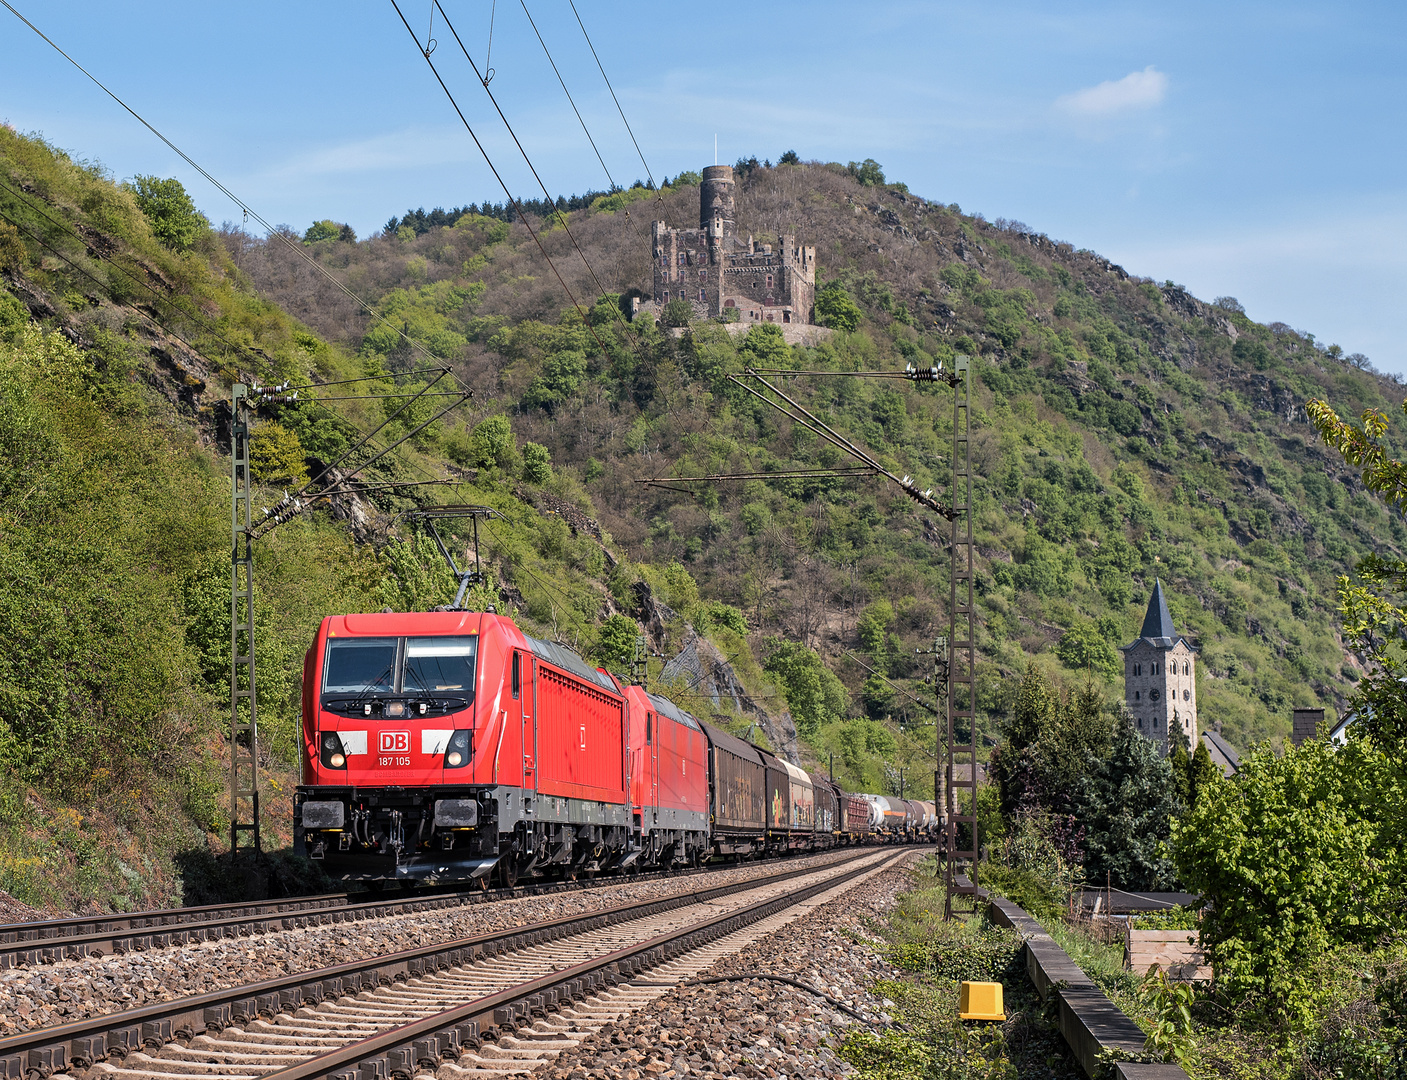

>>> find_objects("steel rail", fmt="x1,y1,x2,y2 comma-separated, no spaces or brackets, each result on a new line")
0,843,868,970
263,850,910,1080
0,849,905,1076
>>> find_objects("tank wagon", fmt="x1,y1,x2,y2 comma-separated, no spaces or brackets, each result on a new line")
294,610,937,883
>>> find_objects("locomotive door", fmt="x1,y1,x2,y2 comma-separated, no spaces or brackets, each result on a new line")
517,652,537,796
646,711,659,824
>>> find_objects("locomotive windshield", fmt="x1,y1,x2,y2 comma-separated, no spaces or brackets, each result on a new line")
324,638,397,694
403,636,477,693
321,635,477,709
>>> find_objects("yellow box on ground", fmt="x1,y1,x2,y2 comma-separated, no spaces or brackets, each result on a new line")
958,980,1006,1021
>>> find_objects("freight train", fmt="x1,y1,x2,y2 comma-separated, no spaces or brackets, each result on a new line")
293,611,939,883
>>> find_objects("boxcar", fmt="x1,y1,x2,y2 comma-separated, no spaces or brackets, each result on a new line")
813,777,840,842
779,760,815,846
699,720,768,856
755,748,792,854
839,792,871,841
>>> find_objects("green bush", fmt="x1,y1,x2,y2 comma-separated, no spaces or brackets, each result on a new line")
816,284,863,331
1171,736,1402,1024
125,175,208,252
522,441,552,484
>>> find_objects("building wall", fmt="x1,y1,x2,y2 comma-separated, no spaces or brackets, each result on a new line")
1123,641,1198,755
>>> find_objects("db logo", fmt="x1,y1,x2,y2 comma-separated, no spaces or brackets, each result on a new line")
379,731,410,753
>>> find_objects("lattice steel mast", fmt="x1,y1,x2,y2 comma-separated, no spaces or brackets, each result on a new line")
229,384,260,857
944,356,978,919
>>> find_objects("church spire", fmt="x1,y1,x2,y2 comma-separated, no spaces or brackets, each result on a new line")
1139,578,1176,643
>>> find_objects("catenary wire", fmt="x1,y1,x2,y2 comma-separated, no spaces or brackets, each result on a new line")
568,0,658,193
433,0,647,350
388,0,616,365
517,0,616,191
0,203,464,534
1,175,442,403
0,176,281,376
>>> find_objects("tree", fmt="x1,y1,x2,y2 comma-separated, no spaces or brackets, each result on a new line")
661,298,693,327
846,159,885,186
815,284,862,332
1072,717,1178,890
522,441,552,484
126,175,208,252
1171,738,1402,1023
737,323,789,368
523,348,587,411
469,415,514,469
764,639,848,736
595,614,639,670
778,150,800,165
1306,397,1407,751
248,421,307,486
1055,620,1120,679
303,220,342,243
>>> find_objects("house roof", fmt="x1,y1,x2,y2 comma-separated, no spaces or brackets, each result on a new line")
1121,578,1196,652
1201,730,1240,777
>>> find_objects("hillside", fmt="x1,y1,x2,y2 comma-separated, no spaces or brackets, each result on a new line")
0,127,1399,909
235,158,1403,744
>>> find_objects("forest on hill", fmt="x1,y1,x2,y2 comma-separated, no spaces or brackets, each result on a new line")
236,154,1401,749
0,123,1401,910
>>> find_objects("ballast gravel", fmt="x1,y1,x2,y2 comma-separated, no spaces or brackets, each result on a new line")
535,857,917,1080
0,851,863,1037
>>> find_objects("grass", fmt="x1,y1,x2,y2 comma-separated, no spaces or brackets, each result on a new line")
834,858,1082,1080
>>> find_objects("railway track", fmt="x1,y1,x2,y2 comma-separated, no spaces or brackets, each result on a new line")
0,846,891,971
0,848,911,1080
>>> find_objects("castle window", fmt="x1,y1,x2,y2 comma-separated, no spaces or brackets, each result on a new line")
699,289,706,302
1183,689,1190,700
700,269,707,280
1138,718,1144,730
767,274,774,288
677,253,685,267
1152,662,1159,675
1134,691,1141,701
1150,689,1160,701
1184,662,1189,675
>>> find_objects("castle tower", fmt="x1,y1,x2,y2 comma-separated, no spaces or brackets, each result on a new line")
699,165,736,257
1120,580,1198,756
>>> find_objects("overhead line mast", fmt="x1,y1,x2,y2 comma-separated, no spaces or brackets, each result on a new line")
646,359,978,910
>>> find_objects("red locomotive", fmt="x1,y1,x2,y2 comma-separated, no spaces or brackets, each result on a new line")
294,609,937,883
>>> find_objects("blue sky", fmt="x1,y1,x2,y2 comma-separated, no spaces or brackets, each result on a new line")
2,1,1403,373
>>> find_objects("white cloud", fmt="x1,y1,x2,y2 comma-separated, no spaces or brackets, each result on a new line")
1057,67,1168,116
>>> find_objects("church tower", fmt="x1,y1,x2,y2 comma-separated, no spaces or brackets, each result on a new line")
1121,580,1198,756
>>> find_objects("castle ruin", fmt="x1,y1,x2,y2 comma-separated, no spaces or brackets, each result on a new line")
649,165,816,325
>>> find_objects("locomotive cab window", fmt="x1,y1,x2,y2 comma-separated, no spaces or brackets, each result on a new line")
402,637,477,693
321,635,476,715
511,652,520,699
323,638,397,695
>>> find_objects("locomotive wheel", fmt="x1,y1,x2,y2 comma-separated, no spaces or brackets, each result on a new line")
498,857,519,889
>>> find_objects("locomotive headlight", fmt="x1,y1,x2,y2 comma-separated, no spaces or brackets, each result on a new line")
320,732,349,770
444,729,471,769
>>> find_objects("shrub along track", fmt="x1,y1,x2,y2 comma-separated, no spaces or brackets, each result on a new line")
0,850,912,1080
0,847,886,971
